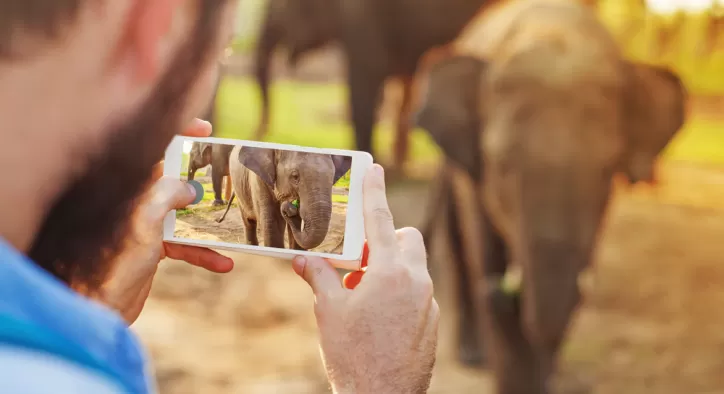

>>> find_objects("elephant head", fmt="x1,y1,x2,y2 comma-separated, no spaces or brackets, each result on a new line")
415,52,687,378
187,142,213,180
238,147,351,250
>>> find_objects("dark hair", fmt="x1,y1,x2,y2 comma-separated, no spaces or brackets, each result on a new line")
27,0,230,293
0,1,84,59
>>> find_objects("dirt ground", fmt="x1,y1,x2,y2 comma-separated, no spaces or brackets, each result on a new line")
173,176,348,254
134,158,724,394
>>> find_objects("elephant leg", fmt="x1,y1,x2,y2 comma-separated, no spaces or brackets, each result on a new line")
244,218,258,246
392,74,414,174
347,62,386,158
445,187,486,367
211,166,225,206
187,168,196,181
260,210,286,249
480,226,547,393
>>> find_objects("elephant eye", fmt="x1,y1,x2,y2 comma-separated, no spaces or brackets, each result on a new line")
290,171,300,183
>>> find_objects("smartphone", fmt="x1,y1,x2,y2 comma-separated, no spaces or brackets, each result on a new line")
162,136,373,271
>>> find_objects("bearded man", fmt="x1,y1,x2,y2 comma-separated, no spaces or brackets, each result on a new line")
0,1,439,393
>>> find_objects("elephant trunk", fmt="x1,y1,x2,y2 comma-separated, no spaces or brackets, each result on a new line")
287,188,333,250
187,162,196,181
253,3,280,140
517,166,609,361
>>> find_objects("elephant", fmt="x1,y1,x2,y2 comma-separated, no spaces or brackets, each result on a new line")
253,0,499,173
220,145,352,250
187,142,234,206
413,1,688,392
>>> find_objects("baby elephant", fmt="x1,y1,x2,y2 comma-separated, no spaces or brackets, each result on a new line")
225,145,351,250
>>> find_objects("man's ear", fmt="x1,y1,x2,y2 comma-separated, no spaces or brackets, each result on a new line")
124,0,180,82
238,147,277,187
414,55,488,180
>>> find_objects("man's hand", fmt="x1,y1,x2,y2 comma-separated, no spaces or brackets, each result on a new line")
100,119,234,324
292,164,439,394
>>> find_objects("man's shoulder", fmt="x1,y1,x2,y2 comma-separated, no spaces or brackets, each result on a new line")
0,345,127,394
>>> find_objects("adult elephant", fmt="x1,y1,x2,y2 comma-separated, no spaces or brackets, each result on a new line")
414,1,687,392
253,0,498,173
220,145,351,250
187,142,234,206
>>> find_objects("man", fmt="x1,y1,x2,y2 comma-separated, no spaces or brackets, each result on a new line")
0,1,439,393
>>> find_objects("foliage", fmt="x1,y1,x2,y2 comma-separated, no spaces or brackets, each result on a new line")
597,0,724,94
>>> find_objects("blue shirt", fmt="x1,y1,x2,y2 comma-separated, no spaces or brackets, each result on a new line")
0,238,155,393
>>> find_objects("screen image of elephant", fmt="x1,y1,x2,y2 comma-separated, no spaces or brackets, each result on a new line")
175,142,353,254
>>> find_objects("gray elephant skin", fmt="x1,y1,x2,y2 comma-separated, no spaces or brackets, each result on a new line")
253,0,499,171
187,142,235,206
414,1,687,392
222,145,352,250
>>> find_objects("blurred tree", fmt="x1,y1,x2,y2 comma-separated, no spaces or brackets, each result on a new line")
649,10,686,63
698,2,724,59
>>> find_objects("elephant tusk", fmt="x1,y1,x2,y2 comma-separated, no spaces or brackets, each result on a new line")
501,266,522,295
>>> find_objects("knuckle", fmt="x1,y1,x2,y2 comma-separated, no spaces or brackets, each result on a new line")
397,227,425,246
371,206,394,224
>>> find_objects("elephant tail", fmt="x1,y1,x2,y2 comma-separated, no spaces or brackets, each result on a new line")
253,1,281,140
216,191,236,223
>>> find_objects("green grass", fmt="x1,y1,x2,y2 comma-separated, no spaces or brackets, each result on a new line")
332,194,348,204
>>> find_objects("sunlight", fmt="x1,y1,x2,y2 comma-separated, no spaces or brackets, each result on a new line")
183,141,192,154
646,0,719,13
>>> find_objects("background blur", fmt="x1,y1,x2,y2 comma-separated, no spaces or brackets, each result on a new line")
134,0,724,393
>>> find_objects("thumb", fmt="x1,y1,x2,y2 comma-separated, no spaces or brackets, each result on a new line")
293,256,343,295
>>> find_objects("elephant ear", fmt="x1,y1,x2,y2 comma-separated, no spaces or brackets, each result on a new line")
414,55,487,180
239,146,276,187
621,61,687,184
331,155,353,185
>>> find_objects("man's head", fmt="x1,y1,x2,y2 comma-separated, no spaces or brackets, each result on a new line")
0,1,238,291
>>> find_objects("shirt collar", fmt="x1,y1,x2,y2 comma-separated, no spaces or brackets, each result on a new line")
0,238,152,393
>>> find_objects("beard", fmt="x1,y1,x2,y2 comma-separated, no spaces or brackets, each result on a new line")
28,1,229,293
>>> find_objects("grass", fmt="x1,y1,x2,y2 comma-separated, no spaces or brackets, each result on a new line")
212,76,724,168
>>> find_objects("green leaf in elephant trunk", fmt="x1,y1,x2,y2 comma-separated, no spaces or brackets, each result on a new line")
283,192,333,250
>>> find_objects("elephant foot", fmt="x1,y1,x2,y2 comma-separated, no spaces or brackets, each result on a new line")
458,340,486,368
212,199,226,206
457,315,487,368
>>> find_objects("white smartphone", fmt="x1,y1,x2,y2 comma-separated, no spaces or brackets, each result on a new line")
162,136,373,271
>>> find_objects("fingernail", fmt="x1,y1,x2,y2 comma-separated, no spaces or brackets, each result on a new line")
292,256,307,276
374,164,384,177
186,180,204,204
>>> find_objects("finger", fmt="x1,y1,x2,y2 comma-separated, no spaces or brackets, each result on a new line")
362,164,398,269
181,118,213,137
151,161,165,182
343,270,365,290
292,256,344,296
396,227,428,271
164,243,234,273
144,176,198,222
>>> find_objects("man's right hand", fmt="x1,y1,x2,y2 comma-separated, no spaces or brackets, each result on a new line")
292,164,439,394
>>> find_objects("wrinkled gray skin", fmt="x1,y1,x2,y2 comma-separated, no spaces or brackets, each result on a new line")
187,142,234,206
414,2,687,392
253,0,495,171
226,145,352,250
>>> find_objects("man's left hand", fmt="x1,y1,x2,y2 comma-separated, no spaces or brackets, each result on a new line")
100,119,234,324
